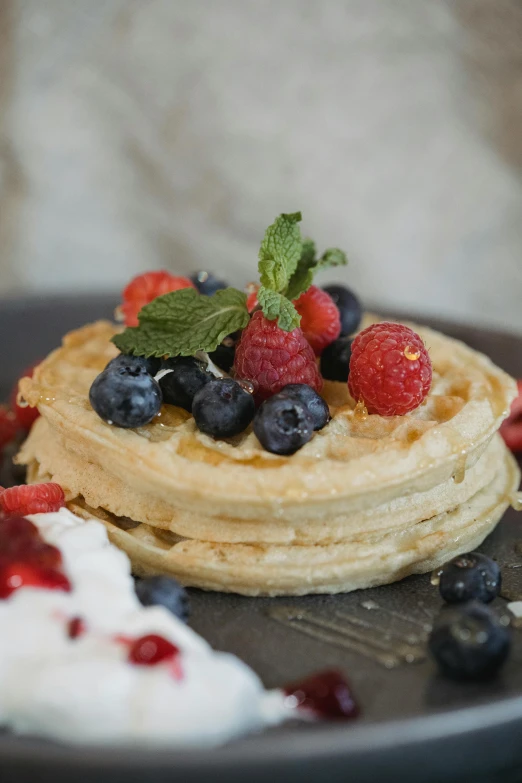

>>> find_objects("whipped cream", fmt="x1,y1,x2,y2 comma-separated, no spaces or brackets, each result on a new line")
0,509,291,746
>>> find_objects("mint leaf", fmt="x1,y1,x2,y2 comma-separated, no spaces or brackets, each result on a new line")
285,238,317,301
317,247,348,271
258,212,302,293
112,287,249,358
257,286,301,331
285,242,348,301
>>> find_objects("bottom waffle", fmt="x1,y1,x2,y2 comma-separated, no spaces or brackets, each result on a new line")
27,444,519,596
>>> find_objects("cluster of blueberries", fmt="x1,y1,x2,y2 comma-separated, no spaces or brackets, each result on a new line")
428,552,511,680
89,272,363,455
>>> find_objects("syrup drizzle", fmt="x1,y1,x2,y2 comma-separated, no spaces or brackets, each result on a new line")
268,604,428,669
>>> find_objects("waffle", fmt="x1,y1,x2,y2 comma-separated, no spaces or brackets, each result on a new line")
16,318,520,595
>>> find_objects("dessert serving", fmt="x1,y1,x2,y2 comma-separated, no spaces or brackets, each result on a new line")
13,212,519,596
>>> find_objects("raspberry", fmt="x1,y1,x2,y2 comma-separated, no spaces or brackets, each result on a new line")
500,380,522,453
234,311,322,403
0,482,66,517
11,364,40,430
121,271,195,327
294,286,341,356
348,322,432,416
0,406,18,450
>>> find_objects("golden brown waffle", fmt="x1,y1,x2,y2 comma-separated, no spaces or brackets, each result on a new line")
17,317,520,595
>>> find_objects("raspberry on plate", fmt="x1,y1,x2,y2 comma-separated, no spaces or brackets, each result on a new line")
0,406,19,450
0,482,66,517
233,311,322,403
293,285,341,356
500,379,522,453
348,322,432,417
121,271,195,327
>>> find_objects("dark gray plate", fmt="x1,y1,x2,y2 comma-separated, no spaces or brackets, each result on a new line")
1,295,521,783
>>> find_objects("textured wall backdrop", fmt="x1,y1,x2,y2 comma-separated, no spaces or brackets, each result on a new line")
0,0,521,333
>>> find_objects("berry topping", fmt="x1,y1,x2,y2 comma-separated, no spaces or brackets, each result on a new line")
0,483,65,516
106,353,161,378
121,271,195,327
190,271,228,296
438,552,501,605
284,670,359,720
323,285,362,337
253,394,314,455
158,356,212,412
135,576,190,622
320,338,353,382
89,363,162,428
11,364,40,430
67,617,86,639
293,285,341,356
348,322,432,416
0,516,38,543
0,407,18,450
279,384,330,431
428,602,511,681
234,311,322,403
0,562,71,599
192,378,255,439
128,634,180,666
500,380,522,453
207,332,241,373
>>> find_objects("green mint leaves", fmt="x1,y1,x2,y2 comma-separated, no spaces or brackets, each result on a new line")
257,287,301,332
112,287,249,358
258,212,303,294
285,242,348,302
111,211,349,357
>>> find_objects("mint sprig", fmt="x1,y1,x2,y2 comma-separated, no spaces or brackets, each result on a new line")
285,243,348,301
258,212,302,294
257,287,301,332
112,287,249,358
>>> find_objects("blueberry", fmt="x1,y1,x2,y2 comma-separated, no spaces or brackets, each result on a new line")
254,395,314,455
135,576,189,622
89,366,162,428
159,357,212,411
208,332,241,373
279,384,330,431
320,338,353,382
438,552,501,604
323,285,362,337
106,353,161,377
428,602,511,681
190,271,228,296
192,378,255,438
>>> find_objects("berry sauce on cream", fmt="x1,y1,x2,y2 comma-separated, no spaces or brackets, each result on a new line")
0,508,357,746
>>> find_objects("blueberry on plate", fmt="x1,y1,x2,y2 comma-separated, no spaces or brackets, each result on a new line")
428,601,511,681
159,356,212,411
254,395,314,455
106,353,161,377
323,285,362,337
279,384,330,431
438,552,501,604
89,363,162,428
208,332,241,373
320,338,353,382
190,271,228,296
135,576,189,622
192,378,255,438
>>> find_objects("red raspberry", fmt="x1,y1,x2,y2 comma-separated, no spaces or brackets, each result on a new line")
293,286,341,356
500,380,522,453
128,634,179,666
234,311,322,403
11,364,40,430
348,322,432,416
0,562,71,599
121,271,195,327
0,483,66,517
0,406,18,449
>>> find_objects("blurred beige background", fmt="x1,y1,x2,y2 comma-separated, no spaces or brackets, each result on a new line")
0,0,521,333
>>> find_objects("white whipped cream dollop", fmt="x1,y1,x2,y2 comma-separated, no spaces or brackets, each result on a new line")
0,509,290,746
